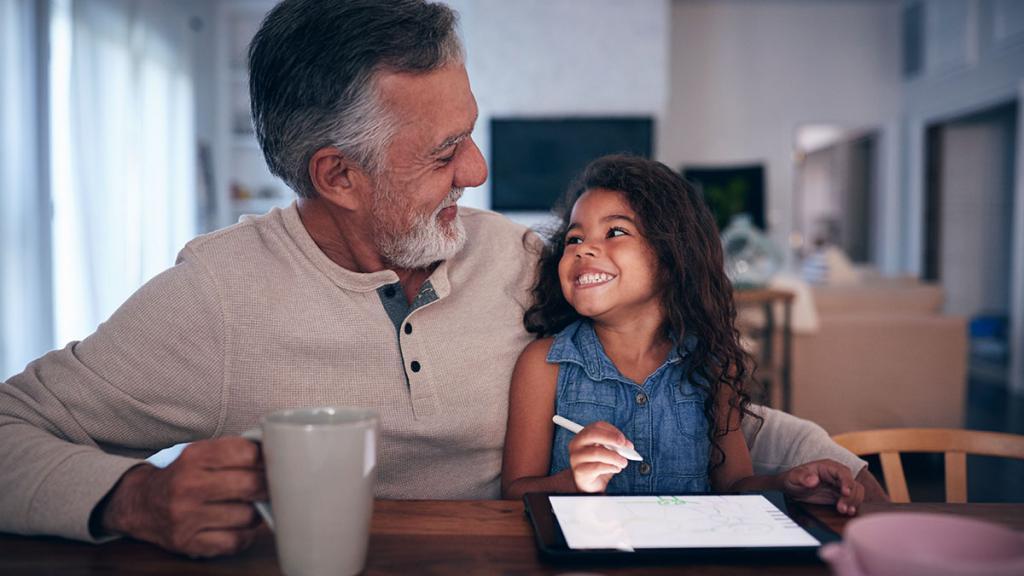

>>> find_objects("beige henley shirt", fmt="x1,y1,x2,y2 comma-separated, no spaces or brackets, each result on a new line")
0,204,537,541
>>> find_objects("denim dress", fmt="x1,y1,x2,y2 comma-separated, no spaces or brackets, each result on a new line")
547,319,711,493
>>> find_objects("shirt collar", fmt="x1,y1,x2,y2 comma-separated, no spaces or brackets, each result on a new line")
547,319,697,384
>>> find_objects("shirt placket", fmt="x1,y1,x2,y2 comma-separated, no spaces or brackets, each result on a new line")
628,380,654,492
377,281,441,419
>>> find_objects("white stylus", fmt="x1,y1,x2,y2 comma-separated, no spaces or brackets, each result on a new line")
552,415,643,462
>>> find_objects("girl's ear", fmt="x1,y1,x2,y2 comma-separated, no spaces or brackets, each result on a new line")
307,147,372,211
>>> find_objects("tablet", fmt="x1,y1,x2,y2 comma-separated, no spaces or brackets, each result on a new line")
524,492,838,563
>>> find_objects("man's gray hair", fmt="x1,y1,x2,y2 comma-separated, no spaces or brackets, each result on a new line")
248,0,464,199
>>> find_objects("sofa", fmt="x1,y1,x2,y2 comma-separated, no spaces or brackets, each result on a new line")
785,278,968,435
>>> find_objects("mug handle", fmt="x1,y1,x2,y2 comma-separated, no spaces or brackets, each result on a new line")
241,427,275,531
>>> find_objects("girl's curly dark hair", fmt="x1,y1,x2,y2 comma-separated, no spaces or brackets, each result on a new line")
523,154,759,473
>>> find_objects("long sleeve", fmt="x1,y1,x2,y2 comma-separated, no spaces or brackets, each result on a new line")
0,250,226,541
743,404,867,477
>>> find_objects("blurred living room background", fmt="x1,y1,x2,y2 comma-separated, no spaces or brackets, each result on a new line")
1,0,1022,499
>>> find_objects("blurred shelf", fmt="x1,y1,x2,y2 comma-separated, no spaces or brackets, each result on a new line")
216,2,279,229
734,288,796,306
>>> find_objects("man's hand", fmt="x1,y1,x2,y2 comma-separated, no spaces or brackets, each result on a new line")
779,458,865,516
99,437,267,558
568,421,631,493
855,467,890,502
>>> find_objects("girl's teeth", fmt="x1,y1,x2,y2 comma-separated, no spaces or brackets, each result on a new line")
578,273,614,286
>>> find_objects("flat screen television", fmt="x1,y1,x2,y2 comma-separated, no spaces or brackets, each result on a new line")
682,164,766,232
490,117,654,212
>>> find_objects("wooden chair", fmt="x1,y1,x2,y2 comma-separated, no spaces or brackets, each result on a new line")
832,428,1024,503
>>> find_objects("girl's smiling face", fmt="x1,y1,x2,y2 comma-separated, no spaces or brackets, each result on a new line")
558,187,663,324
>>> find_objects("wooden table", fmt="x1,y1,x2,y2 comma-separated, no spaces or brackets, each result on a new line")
1,500,1022,575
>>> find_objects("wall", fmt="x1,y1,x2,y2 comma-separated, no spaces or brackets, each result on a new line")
662,0,903,269
900,0,1024,393
447,0,669,227
902,0,1024,275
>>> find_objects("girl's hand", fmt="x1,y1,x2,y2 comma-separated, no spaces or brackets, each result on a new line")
779,459,865,516
568,421,633,493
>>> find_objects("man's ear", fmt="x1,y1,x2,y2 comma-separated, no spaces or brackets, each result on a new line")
308,147,370,210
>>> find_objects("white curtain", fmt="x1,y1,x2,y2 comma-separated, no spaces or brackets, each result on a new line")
1,0,52,379
49,0,197,346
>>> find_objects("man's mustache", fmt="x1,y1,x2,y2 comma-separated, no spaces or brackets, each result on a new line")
436,187,464,212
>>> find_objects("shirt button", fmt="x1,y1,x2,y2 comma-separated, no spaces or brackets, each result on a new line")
404,323,413,335
383,285,397,298
636,392,648,406
410,361,421,373
639,462,651,475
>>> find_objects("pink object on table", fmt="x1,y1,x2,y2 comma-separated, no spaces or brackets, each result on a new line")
819,512,1024,576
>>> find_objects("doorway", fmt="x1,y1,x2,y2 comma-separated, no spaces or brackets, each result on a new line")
793,125,878,264
924,101,1018,386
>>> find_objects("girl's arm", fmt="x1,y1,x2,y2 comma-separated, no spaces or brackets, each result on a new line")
711,389,864,515
708,387,757,492
501,338,575,499
501,339,631,499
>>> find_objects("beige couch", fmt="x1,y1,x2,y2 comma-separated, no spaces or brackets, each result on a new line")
787,278,968,435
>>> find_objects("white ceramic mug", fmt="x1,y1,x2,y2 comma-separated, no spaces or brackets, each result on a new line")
243,406,378,576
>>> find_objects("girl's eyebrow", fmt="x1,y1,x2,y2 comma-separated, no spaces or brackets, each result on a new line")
602,214,636,224
566,214,635,233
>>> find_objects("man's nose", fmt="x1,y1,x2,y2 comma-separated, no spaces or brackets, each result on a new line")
454,137,487,188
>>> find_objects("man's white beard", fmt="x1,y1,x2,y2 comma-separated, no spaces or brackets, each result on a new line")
372,186,467,270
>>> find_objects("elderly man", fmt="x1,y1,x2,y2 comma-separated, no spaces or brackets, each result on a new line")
0,0,882,559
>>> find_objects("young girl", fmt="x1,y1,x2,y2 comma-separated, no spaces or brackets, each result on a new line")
502,155,862,514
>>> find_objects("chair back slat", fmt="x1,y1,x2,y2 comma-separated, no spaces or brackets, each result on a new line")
833,428,1024,503
879,451,910,503
945,451,967,503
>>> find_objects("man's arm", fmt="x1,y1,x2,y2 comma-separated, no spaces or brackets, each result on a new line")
0,252,262,551
742,404,888,502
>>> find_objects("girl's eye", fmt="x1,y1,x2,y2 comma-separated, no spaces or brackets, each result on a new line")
565,236,583,245
607,227,628,238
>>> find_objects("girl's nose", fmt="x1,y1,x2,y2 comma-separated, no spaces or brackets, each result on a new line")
576,241,599,258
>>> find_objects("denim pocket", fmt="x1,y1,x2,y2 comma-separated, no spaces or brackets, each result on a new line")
671,385,708,441
558,398,617,429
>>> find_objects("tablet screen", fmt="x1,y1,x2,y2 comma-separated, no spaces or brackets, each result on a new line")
548,494,821,551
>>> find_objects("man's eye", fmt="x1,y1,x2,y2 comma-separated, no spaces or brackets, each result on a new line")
438,154,455,165
607,227,628,238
